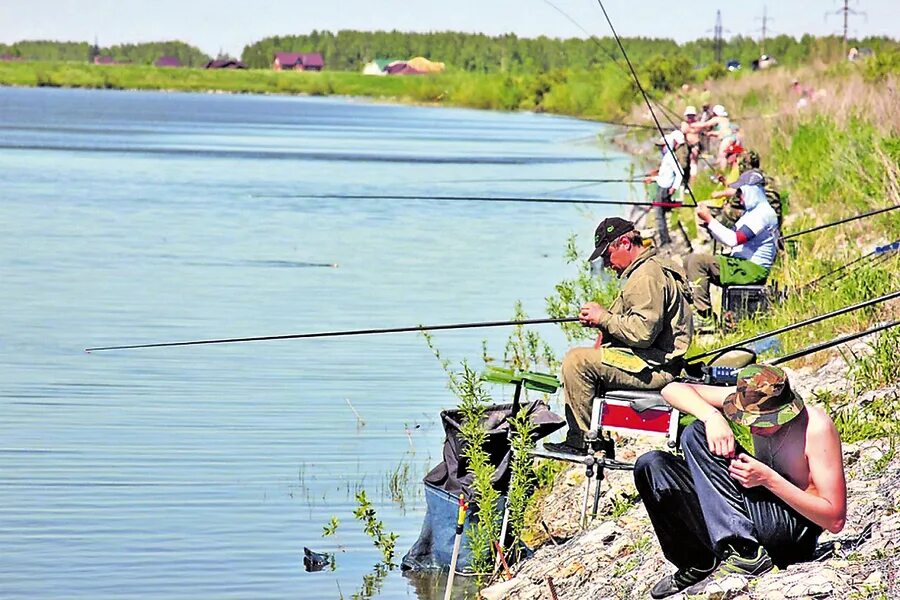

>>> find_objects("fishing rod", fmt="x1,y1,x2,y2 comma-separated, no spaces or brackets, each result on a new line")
783,204,899,241
85,317,580,352
801,241,899,291
434,177,645,185
593,0,699,208
248,192,682,207
686,290,900,362
768,320,899,366
540,0,681,131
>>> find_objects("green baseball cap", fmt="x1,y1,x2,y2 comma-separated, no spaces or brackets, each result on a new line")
722,365,805,429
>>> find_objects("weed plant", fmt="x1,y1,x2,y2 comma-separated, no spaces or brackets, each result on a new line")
353,490,399,566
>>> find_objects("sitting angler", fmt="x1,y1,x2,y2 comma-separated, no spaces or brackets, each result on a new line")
544,217,693,455
634,366,846,598
684,171,779,332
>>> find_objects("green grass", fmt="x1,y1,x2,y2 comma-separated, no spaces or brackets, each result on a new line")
0,60,650,121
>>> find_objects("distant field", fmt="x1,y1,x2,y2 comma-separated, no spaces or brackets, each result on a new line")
0,61,642,121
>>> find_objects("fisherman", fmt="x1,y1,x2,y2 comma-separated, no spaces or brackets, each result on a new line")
643,129,686,246
635,365,846,598
690,104,734,168
545,217,693,454
685,171,779,332
680,106,701,183
718,149,783,227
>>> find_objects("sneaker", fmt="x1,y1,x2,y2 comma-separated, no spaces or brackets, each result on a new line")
543,439,586,456
650,561,719,599
715,545,774,578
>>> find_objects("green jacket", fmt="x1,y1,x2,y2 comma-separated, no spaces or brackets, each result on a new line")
596,248,694,368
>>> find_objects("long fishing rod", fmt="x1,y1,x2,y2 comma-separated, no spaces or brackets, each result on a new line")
435,177,645,185
593,0,699,208
540,0,680,131
686,289,900,362
768,320,899,366
248,192,683,207
783,204,899,241
801,241,899,291
85,317,580,353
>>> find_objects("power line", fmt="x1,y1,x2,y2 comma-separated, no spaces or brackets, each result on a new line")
755,6,774,55
826,0,867,53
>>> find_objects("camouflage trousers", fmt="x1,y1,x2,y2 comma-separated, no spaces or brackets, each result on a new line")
560,347,675,438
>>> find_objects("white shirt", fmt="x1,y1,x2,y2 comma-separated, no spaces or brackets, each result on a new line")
655,149,683,191
707,185,779,268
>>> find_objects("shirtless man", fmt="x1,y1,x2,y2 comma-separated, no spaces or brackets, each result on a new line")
690,104,734,168
633,365,846,599
680,106,701,183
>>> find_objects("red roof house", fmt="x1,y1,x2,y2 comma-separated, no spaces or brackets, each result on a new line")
272,52,324,71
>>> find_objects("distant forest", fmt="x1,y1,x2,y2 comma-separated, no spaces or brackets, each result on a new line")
241,31,898,72
3,32,897,74
0,40,210,67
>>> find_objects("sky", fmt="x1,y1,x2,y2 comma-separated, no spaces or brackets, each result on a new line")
1,0,897,58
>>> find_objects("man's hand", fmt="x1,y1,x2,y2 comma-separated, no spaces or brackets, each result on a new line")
668,187,676,195
729,453,774,488
643,176,654,184
579,302,604,327
696,205,713,224
703,413,735,457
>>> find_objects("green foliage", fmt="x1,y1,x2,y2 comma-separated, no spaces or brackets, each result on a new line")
546,234,621,342
322,516,340,537
0,40,209,66
503,301,559,373
859,47,900,83
353,490,399,566
847,327,900,394
455,364,502,577
506,407,537,558
815,390,899,444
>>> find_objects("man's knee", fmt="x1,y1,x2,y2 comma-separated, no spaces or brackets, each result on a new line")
634,451,682,495
561,347,598,380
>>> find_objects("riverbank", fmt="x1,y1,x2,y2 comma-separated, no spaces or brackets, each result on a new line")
0,61,643,120
480,63,900,599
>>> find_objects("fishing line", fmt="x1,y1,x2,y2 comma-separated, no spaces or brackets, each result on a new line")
594,0,698,208
800,242,898,292
248,192,678,207
783,204,899,241
686,290,900,362
767,320,900,366
85,317,580,352
434,177,645,185
539,0,681,130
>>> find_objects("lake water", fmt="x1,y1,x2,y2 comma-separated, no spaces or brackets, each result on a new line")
0,87,637,599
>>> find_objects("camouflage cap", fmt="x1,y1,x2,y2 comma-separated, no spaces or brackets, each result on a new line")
722,364,805,428
738,149,761,171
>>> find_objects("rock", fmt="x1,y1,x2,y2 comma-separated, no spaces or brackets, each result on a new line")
481,577,524,600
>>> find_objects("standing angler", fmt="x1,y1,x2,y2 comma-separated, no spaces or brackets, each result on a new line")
644,130,686,246
544,217,693,455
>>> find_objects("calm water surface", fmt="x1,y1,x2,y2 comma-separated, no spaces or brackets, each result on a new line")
0,87,638,599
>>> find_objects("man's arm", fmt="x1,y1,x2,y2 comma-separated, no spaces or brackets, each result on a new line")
662,382,736,457
595,268,664,348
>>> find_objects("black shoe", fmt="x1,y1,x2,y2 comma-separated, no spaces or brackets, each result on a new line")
650,561,719,599
714,544,774,578
543,439,586,456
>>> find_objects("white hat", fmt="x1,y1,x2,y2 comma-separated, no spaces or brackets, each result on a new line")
684,105,697,116
656,129,685,147
713,104,728,117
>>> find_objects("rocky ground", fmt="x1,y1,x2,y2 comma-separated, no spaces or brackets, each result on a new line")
481,350,900,600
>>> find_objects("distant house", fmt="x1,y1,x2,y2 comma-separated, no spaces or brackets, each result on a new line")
155,56,181,68
362,58,397,76
94,55,116,65
0,54,23,62
272,52,324,71
205,58,247,69
384,61,424,76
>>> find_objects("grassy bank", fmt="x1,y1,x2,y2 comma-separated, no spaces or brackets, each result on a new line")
0,60,660,121
610,59,900,365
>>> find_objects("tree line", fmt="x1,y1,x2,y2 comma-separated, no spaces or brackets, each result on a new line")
0,40,210,67
2,33,896,77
